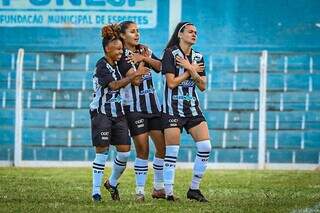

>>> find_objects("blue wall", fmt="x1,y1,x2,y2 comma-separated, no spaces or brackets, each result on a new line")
1,0,320,54
183,0,320,53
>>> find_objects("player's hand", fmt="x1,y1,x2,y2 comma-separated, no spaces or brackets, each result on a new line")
176,56,192,70
192,62,205,73
126,53,145,64
136,62,150,76
139,44,149,55
141,47,151,58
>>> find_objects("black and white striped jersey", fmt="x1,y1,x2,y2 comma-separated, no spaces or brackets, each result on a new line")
118,46,162,115
89,57,124,117
162,45,206,117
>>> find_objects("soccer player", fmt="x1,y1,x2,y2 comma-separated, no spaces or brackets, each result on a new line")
161,22,212,202
90,23,149,202
117,21,166,201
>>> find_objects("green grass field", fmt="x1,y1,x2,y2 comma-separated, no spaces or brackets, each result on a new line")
0,168,320,212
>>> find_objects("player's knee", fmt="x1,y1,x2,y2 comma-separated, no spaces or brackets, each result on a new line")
196,140,212,153
136,150,149,159
117,151,131,161
95,146,109,154
155,147,165,158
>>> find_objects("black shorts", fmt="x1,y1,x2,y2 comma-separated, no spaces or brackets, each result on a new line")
90,110,130,147
125,112,162,137
161,113,206,134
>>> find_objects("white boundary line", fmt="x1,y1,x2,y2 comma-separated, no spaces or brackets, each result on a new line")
1,161,319,170
0,161,13,167
292,202,320,213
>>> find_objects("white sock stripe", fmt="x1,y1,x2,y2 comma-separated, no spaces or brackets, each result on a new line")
135,169,148,172
114,162,126,167
164,158,176,161
134,165,148,168
164,159,176,163
153,167,163,171
134,166,148,171
197,152,210,156
115,157,127,164
93,162,105,167
196,153,210,158
92,166,104,171
197,151,210,154
92,164,105,170
165,155,177,159
114,158,126,166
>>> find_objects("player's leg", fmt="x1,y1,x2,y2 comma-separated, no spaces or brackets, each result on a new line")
163,127,181,201
90,112,111,202
149,117,166,199
132,132,149,202
186,118,211,202
126,112,150,201
162,114,182,201
92,146,109,202
105,117,131,201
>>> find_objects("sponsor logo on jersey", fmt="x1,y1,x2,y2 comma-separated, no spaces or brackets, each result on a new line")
139,87,155,95
179,79,195,87
106,95,122,103
172,93,196,102
141,72,152,81
107,90,119,94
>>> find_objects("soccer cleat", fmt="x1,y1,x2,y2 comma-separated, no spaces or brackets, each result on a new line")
151,188,166,199
92,194,102,202
166,195,179,202
135,193,145,202
104,180,120,201
187,188,209,202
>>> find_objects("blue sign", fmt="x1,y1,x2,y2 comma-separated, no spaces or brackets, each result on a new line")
0,0,157,28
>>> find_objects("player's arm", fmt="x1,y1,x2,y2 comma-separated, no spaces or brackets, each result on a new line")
127,51,161,72
191,74,206,91
126,62,150,86
175,56,206,91
187,65,206,91
165,72,191,89
108,71,144,91
96,64,146,91
142,54,161,72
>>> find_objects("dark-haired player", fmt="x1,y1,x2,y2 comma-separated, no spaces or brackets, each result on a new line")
117,21,166,202
161,22,212,202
